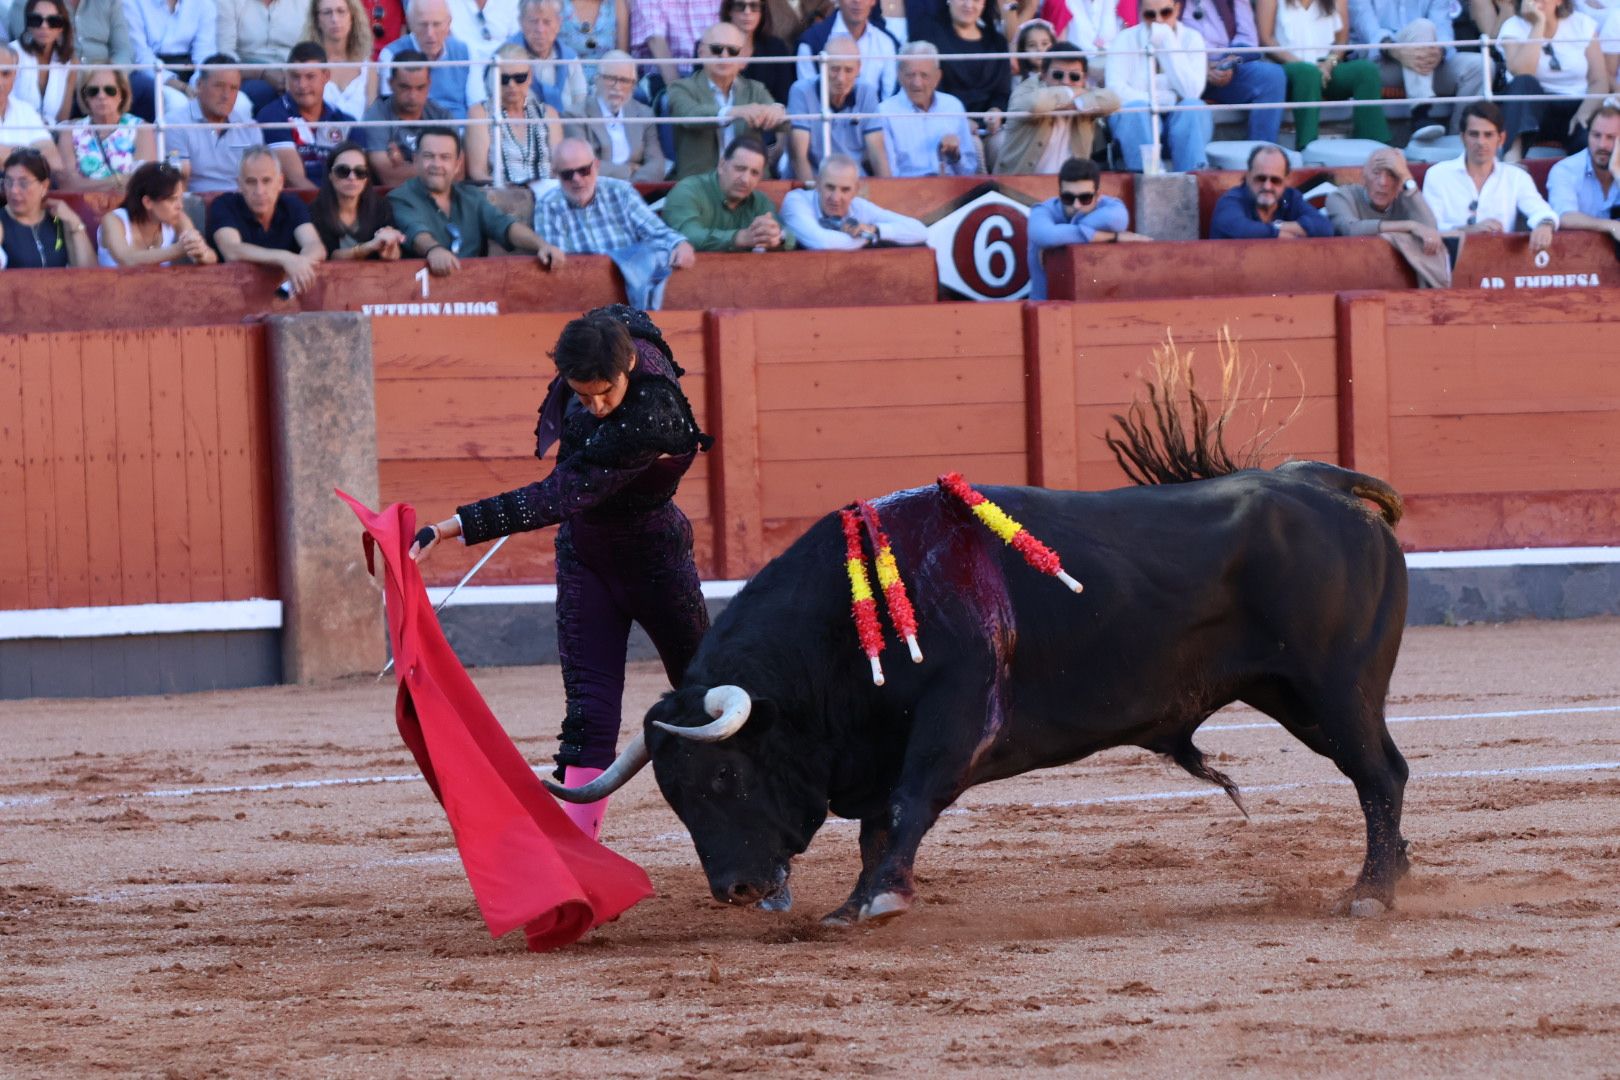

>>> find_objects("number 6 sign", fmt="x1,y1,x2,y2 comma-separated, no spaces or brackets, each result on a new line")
924,186,1035,302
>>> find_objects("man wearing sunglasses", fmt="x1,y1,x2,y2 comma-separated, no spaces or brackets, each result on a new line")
564,50,668,181
995,43,1120,175
1421,101,1556,254
1106,0,1214,172
666,21,787,179
1209,142,1332,238
1026,156,1146,299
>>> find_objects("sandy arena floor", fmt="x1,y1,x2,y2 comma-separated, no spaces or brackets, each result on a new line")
4,619,1620,1078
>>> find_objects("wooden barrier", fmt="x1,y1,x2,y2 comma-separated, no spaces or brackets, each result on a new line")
0,325,276,609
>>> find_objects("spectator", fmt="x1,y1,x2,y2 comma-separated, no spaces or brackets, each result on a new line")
879,41,980,176
559,0,629,65
728,0,794,105
996,42,1119,173
1466,0,1515,35
797,0,899,99
1012,16,1054,77
1422,100,1557,251
57,67,152,192
1180,0,1288,146
310,140,407,256
5,0,131,67
378,0,492,137
11,0,76,125
1497,0,1604,159
786,33,887,179
446,0,520,65
1604,9,1620,91
219,0,308,111
1547,101,1620,238
387,125,566,275
1258,0,1390,148
1107,0,1211,172
97,160,218,265
633,0,722,85
1324,145,1449,285
1209,142,1334,236
483,40,563,182
666,21,787,178
766,0,832,44
919,0,1012,136
166,57,264,193
257,41,354,189
302,0,374,121
533,136,693,306
359,49,453,185
1,146,93,265
663,132,796,249
1026,157,1144,297
510,0,586,113
1348,0,1486,126
125,0,217,123
1047,0,1121,55
564,49,667,180
206,144,326,290
780,151,926,247
0,42,62,170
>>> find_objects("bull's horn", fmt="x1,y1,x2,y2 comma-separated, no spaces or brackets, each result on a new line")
652,685,752,742
542,733,649,803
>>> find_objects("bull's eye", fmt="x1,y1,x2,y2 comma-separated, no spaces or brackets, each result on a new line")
710,766,737,797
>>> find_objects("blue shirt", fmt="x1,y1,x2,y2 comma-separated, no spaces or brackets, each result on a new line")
1208,184,1334,239
877,90,979,178
787,77,883,175
1547,149,1620,219
1026,194,1130,300
255,94,352,186
380,34,487,118
124,0,217,65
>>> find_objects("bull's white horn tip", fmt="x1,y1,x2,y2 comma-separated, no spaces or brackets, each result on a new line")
905,636,924,664
869,657,885,686
1057,570,1083,593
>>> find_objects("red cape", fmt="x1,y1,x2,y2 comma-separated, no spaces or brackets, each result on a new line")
339,491,654,951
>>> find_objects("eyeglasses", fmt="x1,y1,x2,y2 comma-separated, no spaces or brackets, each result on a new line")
1047,69,1086,83
82,84,120,97
732,0,762,9
330,163,371,180
706,43,742,56
501,71,530,84
1141,5,1176,20
1543,41,1561,72
26,12,66,27
1060,190,1097,206
1250,173,1286,186
597,73,635,86
1466,198,1478,226
556,161,596,181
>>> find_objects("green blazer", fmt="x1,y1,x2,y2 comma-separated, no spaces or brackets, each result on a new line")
664,72,788,180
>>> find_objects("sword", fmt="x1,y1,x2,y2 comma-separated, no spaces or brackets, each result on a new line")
378,534,510,680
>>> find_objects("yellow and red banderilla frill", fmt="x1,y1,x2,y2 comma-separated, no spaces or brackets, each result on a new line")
839,502,924,686
937,472,1084,593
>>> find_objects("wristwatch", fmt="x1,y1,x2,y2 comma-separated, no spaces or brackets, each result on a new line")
1401,178,1417,194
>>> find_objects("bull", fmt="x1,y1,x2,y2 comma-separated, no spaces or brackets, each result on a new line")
546,401,1411,926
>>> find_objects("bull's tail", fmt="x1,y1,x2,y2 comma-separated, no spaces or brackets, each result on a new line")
1164,736,1248,820
1277,460,1404,527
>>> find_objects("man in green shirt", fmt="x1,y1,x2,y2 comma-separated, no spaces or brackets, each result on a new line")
388,126,566,277
662,135,796,254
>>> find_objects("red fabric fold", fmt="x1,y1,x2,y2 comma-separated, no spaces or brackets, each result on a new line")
338,491,654,952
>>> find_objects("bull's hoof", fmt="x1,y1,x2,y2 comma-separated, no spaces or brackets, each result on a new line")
755,885,793,913
858,891,912,923
819,906,859,928
1348,897,1388,919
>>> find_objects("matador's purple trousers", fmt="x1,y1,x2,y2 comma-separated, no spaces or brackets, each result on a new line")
552,504,709,774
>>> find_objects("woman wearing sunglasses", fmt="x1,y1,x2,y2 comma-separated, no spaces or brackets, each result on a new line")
1497,0,1605,160
3,0,127,68
310,140,406,257
725,0,795,105
96,161,217,265
481,40,564,184
10,0,76,124
56,67,153,192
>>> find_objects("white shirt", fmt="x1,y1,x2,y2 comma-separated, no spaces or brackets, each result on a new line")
1422,154,1559,231
1274,2,1341,65
447,0,520,64
780,187,929,249
0,95,52,147
1496,12,1598,97
323,65,370,123
597,96,631,164
124,0,219,65
8,42,69,125
1105,21,1207,107
796,14,898,98
1064,0,1122,55
97,207,178,267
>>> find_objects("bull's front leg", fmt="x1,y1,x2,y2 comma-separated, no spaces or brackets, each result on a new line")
820,818,894,926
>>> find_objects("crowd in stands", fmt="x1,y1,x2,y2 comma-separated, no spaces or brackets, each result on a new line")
2,0,1619,279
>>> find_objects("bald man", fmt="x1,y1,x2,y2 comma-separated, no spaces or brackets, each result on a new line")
664,21,789,179
785,34,890,182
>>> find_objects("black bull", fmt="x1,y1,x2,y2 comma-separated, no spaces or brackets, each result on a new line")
548,460,1411,925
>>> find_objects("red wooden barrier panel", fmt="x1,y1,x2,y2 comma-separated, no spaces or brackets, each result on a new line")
0,325,275,610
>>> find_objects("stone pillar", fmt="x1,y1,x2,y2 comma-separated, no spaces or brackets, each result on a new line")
267,313,385,682
1134,172,1201,242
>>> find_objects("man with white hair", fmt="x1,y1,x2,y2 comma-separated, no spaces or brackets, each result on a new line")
205,145,326,294
780,153,926,248
785,34,889,181
665,21,787,179
565,50,667,181
0,43,59,168
878,41,979,177
381,0,493,175
509,0,585,112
